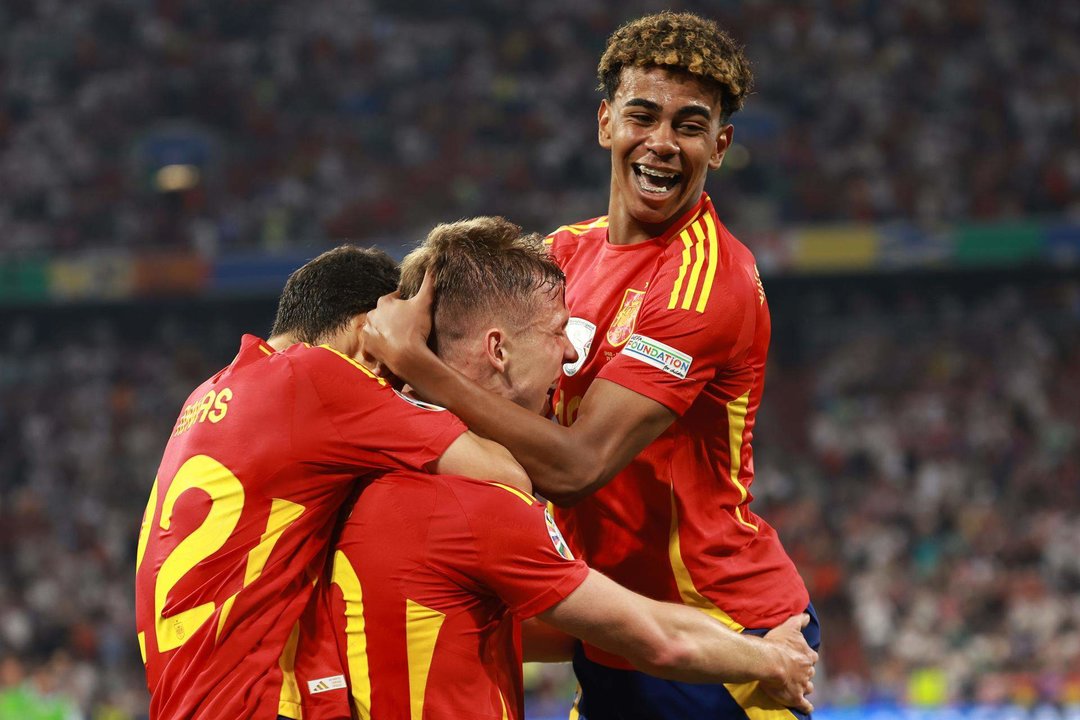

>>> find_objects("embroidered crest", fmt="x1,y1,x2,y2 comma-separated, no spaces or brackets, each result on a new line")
606,288,645,347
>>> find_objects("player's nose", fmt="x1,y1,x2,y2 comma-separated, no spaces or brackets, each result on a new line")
644,122,679,156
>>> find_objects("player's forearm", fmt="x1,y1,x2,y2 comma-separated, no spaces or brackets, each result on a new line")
637,601,781,684
434,431,531,493
545,571,784,686
398,348,602,498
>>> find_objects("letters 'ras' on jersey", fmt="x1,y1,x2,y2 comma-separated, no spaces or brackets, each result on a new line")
546,193,809,669
134,335,465,720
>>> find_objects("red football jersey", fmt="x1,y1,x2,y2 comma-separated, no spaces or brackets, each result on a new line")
134,335,466,719
547,193,809,668
293,473,589,720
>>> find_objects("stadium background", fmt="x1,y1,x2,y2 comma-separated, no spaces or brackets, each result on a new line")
0,0,1077,718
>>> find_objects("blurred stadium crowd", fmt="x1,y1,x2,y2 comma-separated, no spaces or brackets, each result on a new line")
1,0,1079,718
1,277,1078,717
0,0,1077,256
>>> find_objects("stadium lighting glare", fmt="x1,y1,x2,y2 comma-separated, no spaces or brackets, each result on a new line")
155,164,201,192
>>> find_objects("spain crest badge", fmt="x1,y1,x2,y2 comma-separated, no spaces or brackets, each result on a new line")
606,288,645,347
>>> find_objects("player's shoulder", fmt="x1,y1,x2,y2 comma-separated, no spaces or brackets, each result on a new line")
280,342,389,389
545,215,609,251
655,209,760,316
435,476,542,521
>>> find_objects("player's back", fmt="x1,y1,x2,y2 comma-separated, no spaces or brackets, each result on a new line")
135,336,465,719
308,472,588,720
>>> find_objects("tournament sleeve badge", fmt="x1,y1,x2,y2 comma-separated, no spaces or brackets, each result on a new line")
563,318,596,377
545,507,575,560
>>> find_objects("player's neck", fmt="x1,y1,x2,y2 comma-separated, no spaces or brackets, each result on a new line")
266,334,297,352
606,201,676,247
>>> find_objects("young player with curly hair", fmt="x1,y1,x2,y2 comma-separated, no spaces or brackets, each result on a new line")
362,12,819,718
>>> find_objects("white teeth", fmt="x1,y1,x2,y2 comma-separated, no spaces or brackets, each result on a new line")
637,165,677,179
634,164,679,194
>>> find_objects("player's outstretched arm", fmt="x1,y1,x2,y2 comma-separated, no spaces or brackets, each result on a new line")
362,275,675,505
536,570,817,714
434,431,531,494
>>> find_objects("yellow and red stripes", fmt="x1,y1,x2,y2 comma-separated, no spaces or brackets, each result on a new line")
490,482,537,506
726,391,759,532
316,345,388,386
667,211,721,313
545,217,609,244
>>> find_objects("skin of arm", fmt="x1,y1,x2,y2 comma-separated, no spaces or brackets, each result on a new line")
433,431,532,495
537,570,817,714
362,275,674,505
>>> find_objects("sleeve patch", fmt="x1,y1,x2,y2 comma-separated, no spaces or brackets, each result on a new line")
544,507,575,560
392,389,449,411
621,334,693,379
563,317,596,377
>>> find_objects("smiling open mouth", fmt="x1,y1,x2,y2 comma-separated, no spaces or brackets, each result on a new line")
633,163,681,194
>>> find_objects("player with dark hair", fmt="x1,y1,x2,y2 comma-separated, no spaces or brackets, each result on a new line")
269,245,402,345
293,218,816,720
362,12,817,719
135,244,527,720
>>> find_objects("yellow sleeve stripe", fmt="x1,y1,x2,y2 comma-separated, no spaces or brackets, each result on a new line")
696,213,720,312
726,391,759,532
489,482,536,506
680,221,708,310
667,216,720,313
666,228,695,309
316,345,388,386
550,217,609,237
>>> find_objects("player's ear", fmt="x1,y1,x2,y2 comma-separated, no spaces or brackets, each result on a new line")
710,124,733,170
484,328,508,373
598,99,613,150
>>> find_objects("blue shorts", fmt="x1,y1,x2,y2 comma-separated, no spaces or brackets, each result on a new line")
571,603,820,720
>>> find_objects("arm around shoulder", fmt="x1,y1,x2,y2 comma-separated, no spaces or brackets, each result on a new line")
536,380,675,505
433,431,531,494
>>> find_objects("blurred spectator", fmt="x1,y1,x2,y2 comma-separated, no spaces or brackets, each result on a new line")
0,0,1077,256
2,277,1078,715
0,652,80,720
1,1,1079,715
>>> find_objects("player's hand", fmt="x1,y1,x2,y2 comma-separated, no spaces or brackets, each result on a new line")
361,270,436,378
758,613,817,715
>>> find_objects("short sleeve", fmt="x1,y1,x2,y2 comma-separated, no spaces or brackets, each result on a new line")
598,247,757,416
294,346,467,472
457,484,589,619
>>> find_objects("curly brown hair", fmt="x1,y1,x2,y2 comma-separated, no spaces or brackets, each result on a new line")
598,11,754,123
